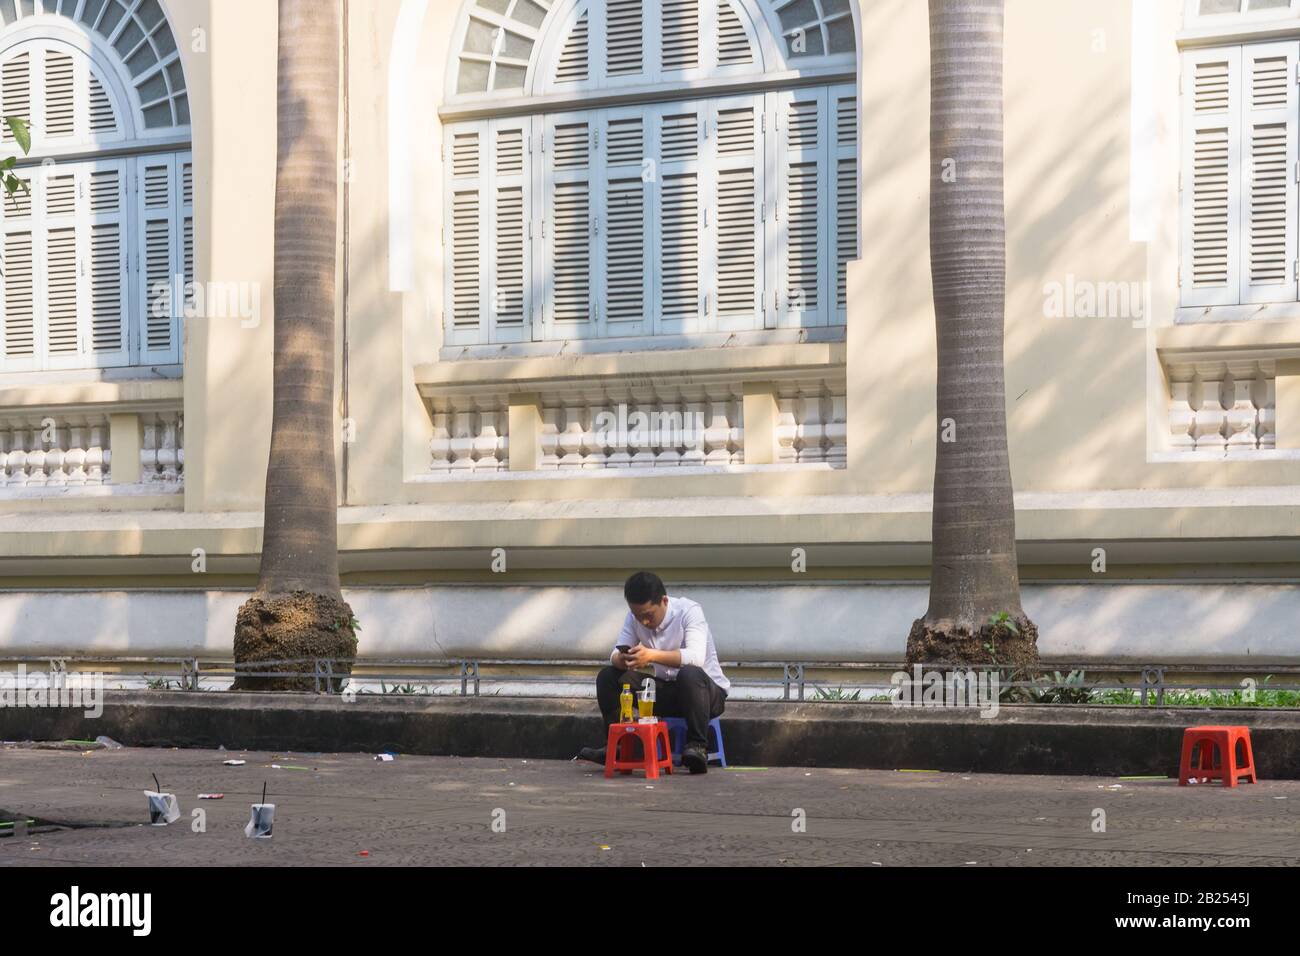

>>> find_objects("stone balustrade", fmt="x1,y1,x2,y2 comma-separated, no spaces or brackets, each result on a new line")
0,407,184,488
1167,361,1275,456
426,376,846,475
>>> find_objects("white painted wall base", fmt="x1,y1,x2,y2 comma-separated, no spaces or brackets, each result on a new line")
0,583,1296,663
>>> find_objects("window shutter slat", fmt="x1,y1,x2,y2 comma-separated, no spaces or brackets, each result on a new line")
490,123,529,340
716,0,754,67
1241,42,1297,304
1,50,31,144
555,10,590,84
446,124,486,344
607,0,645,77
662,0,700,72
43,49,76,139
1181,48,1242,307
545,116,594,335
602,111,650,333
777,89,828,327
713,97,762,331
1,228,35,365
138,157,180,363
832,87,858,321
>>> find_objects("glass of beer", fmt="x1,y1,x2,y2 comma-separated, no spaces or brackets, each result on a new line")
638,692,654,720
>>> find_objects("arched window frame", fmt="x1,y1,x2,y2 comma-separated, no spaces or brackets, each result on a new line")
440,0,858,352
0,4,192,375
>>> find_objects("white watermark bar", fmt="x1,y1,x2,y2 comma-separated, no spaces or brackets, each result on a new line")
891,666,1000,719
0,665,104,718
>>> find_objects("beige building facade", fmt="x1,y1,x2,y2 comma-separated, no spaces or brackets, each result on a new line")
0,0,1298,666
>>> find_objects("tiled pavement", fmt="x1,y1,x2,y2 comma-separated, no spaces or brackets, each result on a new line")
1,746,1297,866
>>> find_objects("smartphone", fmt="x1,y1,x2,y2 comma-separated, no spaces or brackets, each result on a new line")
616,645,632,654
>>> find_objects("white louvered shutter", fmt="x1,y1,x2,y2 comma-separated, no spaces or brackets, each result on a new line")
1240,42,1297,304
545,114,596,337
43,48,76,139
831,85,858,324
713,0,757,72
601,109,652,336
655,104,705,334
1181,48,1242,307
137,156,182,364
179,154,195,318
86,161,130,363
554,8,591,85
605,0,648,82
489,120,530,343
661,0,701,74
0,172,36,371
444,123,487,346
775,88,829,328
41,167,81,363
0,49,31,147
710,95,763,332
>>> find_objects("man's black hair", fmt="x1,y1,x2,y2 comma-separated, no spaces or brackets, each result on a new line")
624,571,667,606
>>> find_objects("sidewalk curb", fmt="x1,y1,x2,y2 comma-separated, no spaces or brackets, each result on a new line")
3,692,1299,777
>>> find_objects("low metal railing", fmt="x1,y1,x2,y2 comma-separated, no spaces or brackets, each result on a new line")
1,656,1299,706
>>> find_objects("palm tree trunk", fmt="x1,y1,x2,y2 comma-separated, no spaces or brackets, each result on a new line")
905,0,1038,670
234,0,356,691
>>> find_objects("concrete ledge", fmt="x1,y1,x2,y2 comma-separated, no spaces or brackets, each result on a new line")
4,692,1300,777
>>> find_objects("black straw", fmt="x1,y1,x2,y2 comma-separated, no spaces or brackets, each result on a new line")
152,773,161,793
261,781,267,806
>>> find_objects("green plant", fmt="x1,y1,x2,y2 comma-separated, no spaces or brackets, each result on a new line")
982,612,1021,662
812,685,862,701
146,677,178,691
1026,670,1094,704
2,117,30,203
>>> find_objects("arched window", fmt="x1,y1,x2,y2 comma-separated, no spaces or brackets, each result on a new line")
0,0,191,373
443,0,858,349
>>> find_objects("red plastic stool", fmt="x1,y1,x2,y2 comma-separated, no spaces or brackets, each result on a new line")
1178,725,1257,787
604,721,673,779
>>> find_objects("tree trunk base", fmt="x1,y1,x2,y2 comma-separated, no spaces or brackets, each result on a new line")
233,591,357,692
905,614,1040,671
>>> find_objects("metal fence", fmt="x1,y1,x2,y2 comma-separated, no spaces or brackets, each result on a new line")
2,656,1300,706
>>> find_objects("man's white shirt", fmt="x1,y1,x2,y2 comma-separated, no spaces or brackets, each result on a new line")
612,595,730,692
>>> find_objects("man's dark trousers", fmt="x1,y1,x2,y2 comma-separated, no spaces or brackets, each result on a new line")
596,664,726,749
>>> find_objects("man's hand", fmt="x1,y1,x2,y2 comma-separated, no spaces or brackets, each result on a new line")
623,645,655,670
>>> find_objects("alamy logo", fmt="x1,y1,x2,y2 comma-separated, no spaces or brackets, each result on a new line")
0,665,103,718
890,666,1000,718
49,886,151,936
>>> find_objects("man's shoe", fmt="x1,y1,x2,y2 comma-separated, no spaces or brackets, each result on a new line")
682,743,708,774
577,746,607,764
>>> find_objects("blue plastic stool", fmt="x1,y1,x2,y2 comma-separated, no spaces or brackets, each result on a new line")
662,717,727,768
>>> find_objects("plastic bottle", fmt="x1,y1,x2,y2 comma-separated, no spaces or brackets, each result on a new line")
619,684,634,723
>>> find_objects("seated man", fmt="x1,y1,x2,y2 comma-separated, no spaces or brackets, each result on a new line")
578,571,730,774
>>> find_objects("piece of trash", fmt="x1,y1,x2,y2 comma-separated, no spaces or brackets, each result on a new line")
245,782,273,839
1274,796,1287,800
598,845,611,850
723,766,768,772
218,745,227,752
374,754,395,762
961,776,972,781
1106,784,1123,790
964,861,978,865
804,772,811,777
871,861,882,866
1187,777,1198,785
645,785,654,789
359,850,369,857
145,790,180,826
271,764,311,771
94,736,124,750
197,793,224,800
223,759,246,766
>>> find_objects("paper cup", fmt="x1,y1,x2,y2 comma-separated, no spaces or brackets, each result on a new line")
244,803,275,839
144,791,180,826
